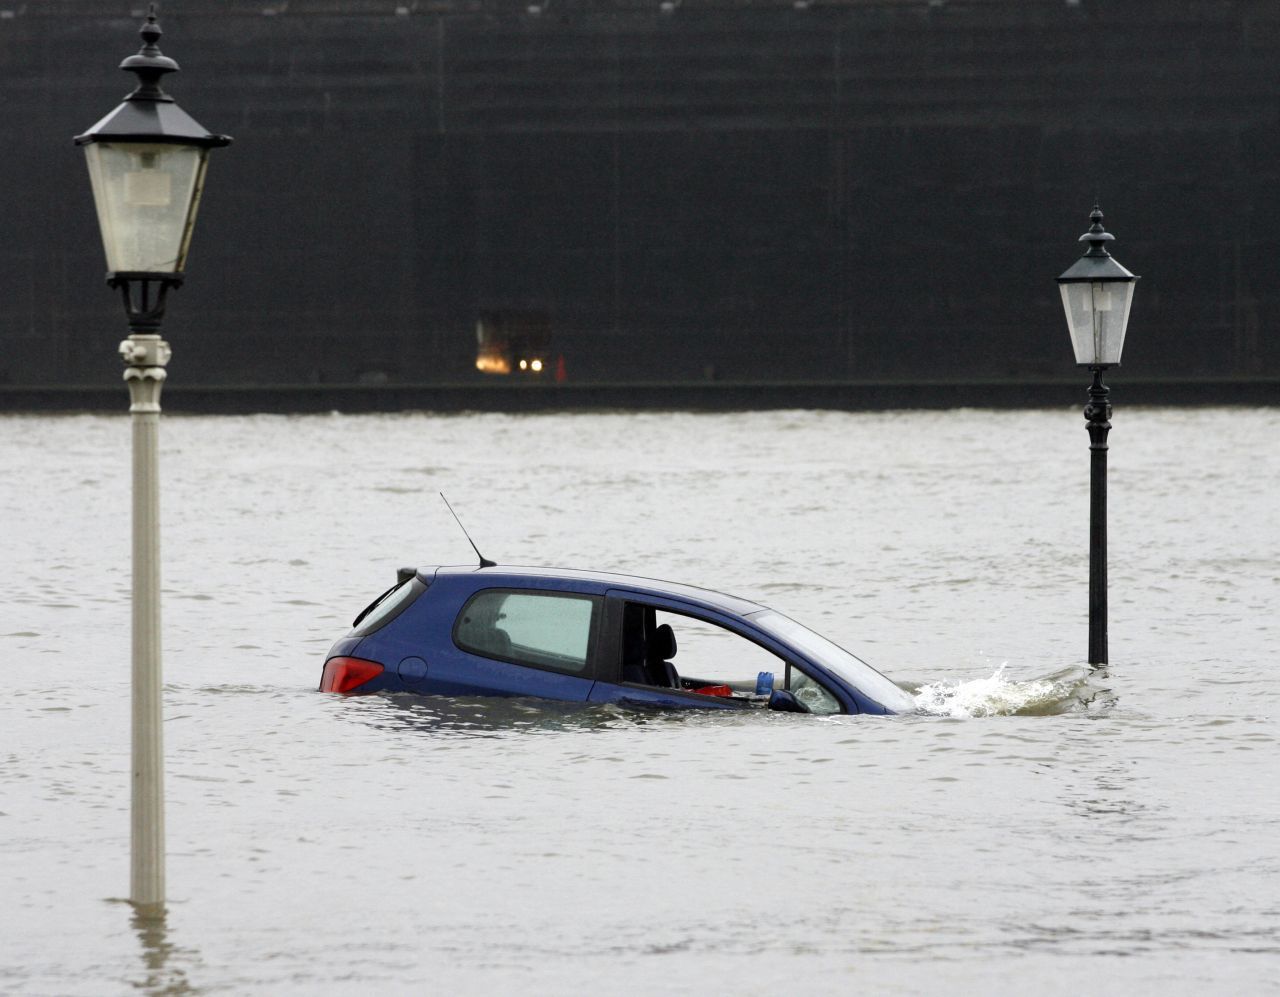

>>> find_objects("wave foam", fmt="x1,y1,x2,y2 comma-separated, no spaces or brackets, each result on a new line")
912,664,1096,718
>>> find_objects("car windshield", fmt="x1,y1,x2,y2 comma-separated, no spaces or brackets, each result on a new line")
751,610,917,713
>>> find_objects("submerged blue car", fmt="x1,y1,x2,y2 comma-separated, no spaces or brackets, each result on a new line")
320,565,917,715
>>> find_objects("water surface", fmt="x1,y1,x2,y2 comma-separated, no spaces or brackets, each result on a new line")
2,407,1278,994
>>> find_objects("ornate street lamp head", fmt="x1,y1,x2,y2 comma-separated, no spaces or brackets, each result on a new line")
75,5,231,283
1056,206,1139,368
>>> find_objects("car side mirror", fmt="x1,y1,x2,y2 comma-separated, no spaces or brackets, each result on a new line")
767,689,810,714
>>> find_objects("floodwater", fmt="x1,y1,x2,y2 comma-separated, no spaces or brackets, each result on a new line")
2,406,1278,995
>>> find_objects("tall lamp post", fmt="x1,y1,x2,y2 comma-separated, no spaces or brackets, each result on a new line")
1056,206,1138,668
75,6,231,909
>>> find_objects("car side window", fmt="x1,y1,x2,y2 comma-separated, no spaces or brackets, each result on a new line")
651,609,785,687
621,604,786,687
454,590,599,675
617,602,845,714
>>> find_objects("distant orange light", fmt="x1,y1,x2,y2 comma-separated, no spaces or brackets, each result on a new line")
475,355,512,375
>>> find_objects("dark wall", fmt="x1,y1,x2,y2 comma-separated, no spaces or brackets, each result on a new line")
3,0,1278,387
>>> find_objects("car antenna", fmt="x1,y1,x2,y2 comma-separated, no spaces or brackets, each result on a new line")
440,492,496,568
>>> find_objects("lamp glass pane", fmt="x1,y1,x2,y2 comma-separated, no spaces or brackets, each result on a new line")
83,141,208,273
1059,280,1135,365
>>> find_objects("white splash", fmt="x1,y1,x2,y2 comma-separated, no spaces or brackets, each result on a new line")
913,664,1083,718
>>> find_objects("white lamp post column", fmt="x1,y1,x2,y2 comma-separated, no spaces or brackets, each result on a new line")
122,332,169,906
76,5,230,911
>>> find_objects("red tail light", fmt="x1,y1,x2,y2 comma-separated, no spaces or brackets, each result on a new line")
320,656,385,694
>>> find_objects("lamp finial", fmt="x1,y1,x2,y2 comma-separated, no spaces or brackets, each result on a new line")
1079,204,1115,257
119,3,179,102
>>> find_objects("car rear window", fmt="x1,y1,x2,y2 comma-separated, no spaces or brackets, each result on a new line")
351,578,425,637
454,589,599,674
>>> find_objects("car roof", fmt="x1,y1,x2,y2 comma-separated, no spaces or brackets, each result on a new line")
430,564,768,617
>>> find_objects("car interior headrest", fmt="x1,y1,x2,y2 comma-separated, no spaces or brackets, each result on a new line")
650,623,677,660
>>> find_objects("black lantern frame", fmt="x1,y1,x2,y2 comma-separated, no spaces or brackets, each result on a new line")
75,5,231,332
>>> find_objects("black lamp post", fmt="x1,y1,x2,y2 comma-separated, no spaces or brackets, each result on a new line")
74,5,230,910
1056,206,1138,668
